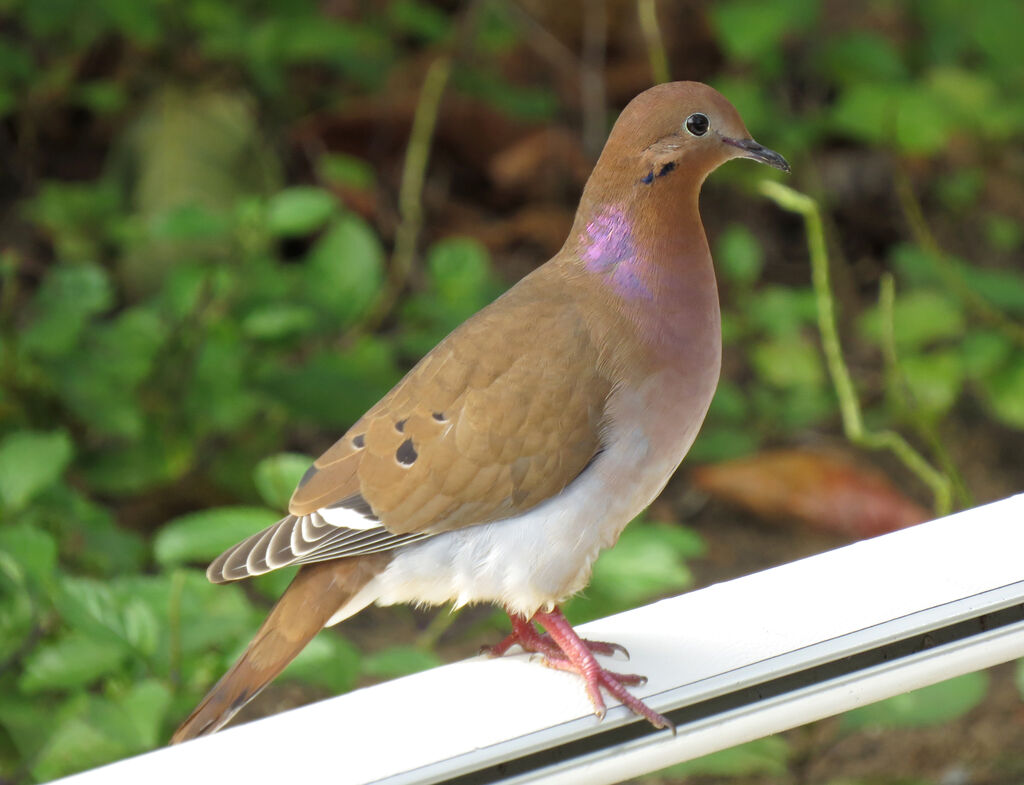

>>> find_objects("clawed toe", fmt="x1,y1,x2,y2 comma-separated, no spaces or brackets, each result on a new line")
581,639,630,660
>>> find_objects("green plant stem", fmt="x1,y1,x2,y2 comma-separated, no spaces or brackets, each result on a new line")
759,181,953,516
362,55,453,332
878,274,972,509
415,605,462,650
637,0,670,84
168,569,185,686
894,168,1024,347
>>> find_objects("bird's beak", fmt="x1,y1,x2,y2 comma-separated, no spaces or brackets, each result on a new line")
722,137,791,173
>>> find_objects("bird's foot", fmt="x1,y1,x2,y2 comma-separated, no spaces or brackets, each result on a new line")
531,607,674,732
483,613,628,661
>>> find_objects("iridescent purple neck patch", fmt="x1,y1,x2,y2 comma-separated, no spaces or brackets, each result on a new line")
581,207,653,300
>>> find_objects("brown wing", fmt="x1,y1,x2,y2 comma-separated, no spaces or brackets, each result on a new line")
292,271,611,532
208,267,612,582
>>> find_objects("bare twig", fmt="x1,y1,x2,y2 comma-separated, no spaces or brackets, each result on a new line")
760,181,953,516
503,1,579,76
637,0,670,84
361,55,453,332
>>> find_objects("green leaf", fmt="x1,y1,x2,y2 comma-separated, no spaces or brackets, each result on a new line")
0,553,37,663
830,83,898,147
710,0,819,64
979,353,1024,429
151,203,232,242
858,290,965,349
427,237,498,307
842,671,988,730
708,380,748,422
959,265,1024,315
388,0,452,41
0,430,73,511
934,168,985,211
960,331,1013,380
155,506,279,566
117,679,172,749
815,32,907,86
53,576,160,657
688,425,761,462
362,645,442,679
400,237,504,356
983,215,1023,253
0,696,54,769
167,570,260,663
253,453,314,509
716,225,764,287
267,186,338,237
30,710,128,782
318,153,376,191
260,338,400,426
73,80,127,114
831,83,954,154
282,631,362,692
0,524,57,586
889,244,943,288
80,431,193,497
305,214,385,326
18,631,128,693
55,307,168,438
894,88,955,155
652,735,790,777
902,350,964,416
750,334,825,389
19,263,113,358
745,285,817,336
241,303,318,339
567,521,704,622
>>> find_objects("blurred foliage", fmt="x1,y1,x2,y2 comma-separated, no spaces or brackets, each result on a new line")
0,0,1022,781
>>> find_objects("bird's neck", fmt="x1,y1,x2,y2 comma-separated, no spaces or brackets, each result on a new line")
563,178,720,358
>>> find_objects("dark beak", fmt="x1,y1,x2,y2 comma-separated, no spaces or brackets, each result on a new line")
722,137,791,173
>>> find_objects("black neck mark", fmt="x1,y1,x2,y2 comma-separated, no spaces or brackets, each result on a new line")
640,161,677,185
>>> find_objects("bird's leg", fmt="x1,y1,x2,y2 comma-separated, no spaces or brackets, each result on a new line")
482,612,561,658
483,612,630,661
532,606,674,731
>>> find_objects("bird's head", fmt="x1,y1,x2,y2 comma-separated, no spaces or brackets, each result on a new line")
596,81,790,194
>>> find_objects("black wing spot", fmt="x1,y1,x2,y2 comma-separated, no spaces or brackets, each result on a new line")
352,434,365,449
297,464,318,489
326,492,379,521
395,418,407,433
396,439,418,466
432,412,446,422
657,161,676,178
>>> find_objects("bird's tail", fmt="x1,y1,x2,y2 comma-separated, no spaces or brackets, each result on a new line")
170,555,386,744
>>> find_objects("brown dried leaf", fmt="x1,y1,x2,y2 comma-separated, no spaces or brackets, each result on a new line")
692,449,930,538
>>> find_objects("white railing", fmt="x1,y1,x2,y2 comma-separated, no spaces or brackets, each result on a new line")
53,493,1024,785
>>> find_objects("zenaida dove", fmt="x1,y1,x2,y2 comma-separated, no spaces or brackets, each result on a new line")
171,80,789,742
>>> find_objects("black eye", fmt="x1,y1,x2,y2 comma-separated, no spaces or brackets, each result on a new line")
685,113,710,136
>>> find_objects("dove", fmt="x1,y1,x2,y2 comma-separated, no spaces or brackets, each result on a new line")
171,80,789,743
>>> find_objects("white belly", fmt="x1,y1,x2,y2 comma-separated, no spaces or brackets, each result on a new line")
327,369,714,624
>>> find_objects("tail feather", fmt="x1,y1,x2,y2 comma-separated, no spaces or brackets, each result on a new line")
171,554,387,743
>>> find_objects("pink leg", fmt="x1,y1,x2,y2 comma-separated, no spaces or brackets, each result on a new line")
533,607,673,731
484,612,630,660
483,613,562,659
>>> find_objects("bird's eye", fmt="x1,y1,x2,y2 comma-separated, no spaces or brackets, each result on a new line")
685,113,710,137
